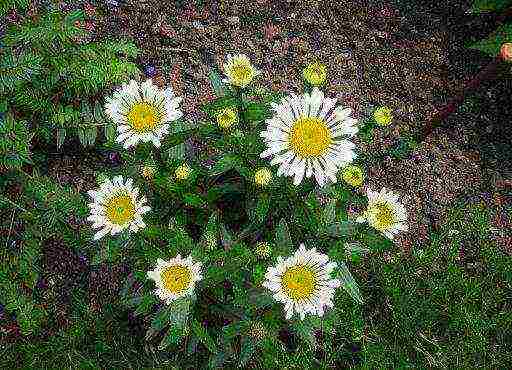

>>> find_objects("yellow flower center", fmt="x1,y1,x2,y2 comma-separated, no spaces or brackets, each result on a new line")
175,164,191,180
254,168,272,186
369,201,396,231
289,116,332,158
255,241,271,259
342,166,364,187
126,102,160,132
160,265,192,294
373,107,393,126
104,194,136,225
281,265,317,300
217,107,237,129
229,62,254,86
304,62,327,85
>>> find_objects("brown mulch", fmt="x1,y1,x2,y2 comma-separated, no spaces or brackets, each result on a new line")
91,0,510,249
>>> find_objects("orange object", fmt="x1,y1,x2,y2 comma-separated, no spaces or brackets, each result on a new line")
500,43,512,62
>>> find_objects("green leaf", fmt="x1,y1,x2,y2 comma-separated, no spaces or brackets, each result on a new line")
160,324,186,348
134,295,158,316
242,101,269,123
469,23,512,56
206,183,243,202
239,337,256,366
471,0,512,13
191,319,218,354
274,219,293,255
183,193,206,208
291,319,317,347
85,126,97,146
322,221,356,237
249,194,270,224
208,70,226,97
210,154,242,176
336,261,363,305
152,306,172,331
56,128,66,149
165,143,186,162
322,198,336,226
344,242,370,262
77,128,87,147
247,287,275,310
220,224,234,248
104,123,116,143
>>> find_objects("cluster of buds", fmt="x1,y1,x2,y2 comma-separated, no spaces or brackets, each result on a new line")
141,164,157,180
175,163,192,180
255,241,271,259
248,321,267,341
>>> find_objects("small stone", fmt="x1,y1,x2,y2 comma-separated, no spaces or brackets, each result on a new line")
227,16,239,25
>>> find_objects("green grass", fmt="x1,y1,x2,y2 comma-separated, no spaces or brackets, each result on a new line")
2,198,511,368
359,200,512,368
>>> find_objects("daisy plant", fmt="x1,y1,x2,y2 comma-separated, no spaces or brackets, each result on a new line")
80,53,408,365
105,79,183,149
356,187,408,240
260,88,358,186
87,175,150,240
263,243,341,320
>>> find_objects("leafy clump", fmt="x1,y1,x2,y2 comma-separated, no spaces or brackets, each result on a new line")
469,0,512,56
0,4,140,163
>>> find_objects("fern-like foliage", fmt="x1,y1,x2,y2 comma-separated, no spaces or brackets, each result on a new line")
0,113,33,169
0,7,140,148
0,0,30,17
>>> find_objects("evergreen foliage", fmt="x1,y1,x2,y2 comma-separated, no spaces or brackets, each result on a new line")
0,5,139,163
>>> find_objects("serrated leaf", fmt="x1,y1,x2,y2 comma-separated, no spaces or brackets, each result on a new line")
274,219,293,255
336,261,363,305
210,154,242,176
166,143,186,161
469,22,512,56
191,319,218,354
56,128,66,149
323,221,355,237
208,70,225,97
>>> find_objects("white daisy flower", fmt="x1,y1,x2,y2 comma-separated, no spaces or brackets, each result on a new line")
260,87,358,187
104,79,183,149
262,243,341,320
222,54,260,88
356,187,408,240
87,175,150,240
146,254,203,304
